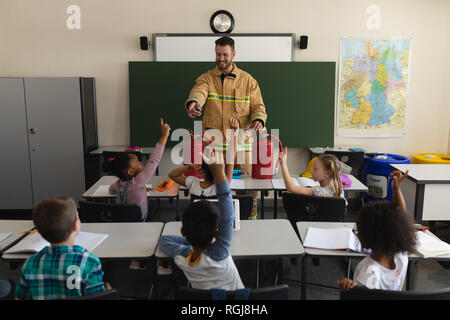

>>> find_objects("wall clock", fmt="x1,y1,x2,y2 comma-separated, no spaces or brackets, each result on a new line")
210,10,234,33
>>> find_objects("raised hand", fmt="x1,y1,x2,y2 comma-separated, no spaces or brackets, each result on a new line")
279,146,288,164
389,170,409,191
158,118,171,146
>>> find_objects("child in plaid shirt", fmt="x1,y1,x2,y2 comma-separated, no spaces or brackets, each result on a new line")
15,197,109,300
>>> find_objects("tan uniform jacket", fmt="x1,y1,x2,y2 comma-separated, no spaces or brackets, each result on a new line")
185,63,267,139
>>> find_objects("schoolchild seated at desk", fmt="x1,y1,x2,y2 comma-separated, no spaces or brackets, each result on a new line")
279,147,347,205
104,118,171,221
158,152,244,290
168,117,238,198
338,170,417,291
15,197,110,300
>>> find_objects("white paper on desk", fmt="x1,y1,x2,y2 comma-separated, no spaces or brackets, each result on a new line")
5,231,108,254
297,177,320,187
271,178,299,189
415,231,450,258
75,231,109,252
146,184,152,196
92,185,111,197
230,179,245,189
303,227,363,252
0,233,12,243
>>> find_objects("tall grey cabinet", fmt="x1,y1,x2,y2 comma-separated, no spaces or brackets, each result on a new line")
0,77,98,210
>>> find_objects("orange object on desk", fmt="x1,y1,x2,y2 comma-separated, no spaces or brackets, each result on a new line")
156,179,174,192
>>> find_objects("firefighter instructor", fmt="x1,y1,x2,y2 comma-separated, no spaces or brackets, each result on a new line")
184,36,267,219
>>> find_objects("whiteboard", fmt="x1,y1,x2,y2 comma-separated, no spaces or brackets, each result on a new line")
153,33,295,62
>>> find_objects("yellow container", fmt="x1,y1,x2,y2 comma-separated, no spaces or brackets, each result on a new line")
301,157,316,178
413,153,450,164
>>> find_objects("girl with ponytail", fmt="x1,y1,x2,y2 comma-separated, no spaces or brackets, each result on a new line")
279,148,347,204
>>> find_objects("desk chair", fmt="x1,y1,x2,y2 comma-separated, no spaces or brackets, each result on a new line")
324,150,365,215
67,289,121,300
282,193,349,287
190,194,254,220
0,279,14,300
282,193,346,238
324,150,364,178
340,286,450,300
78,201,143,222
175,284,289,300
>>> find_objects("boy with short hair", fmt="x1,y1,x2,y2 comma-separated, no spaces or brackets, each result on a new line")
15,197,107,300
158,157,244,290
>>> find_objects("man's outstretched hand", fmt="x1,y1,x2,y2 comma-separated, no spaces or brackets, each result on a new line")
186,101,202,119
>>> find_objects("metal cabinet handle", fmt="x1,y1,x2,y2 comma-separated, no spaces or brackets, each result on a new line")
29,128,36,134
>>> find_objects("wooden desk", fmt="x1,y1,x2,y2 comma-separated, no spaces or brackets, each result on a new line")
297,221,368,299
271,175,368,193
83,176,179,199
297,221,450,293
240,176,273,220
82,175,181,219
309,146,378,156
178,176,274,219
0,220,35,257
389,164,450,221
156,219,304,259
270,174,368,218
1,222,164,261
156,219,305,291
90,146,154,155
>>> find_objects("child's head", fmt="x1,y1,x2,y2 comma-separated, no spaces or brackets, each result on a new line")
32,197,80,244
356,201,417,256
102,152,143,180
181,200,219,249
313,154,342,196
200,160,215,183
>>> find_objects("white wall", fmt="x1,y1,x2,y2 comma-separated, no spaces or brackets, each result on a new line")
1,0,450,176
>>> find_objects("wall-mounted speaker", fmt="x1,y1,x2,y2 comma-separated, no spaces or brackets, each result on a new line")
140,36,149,50
299,35,308,49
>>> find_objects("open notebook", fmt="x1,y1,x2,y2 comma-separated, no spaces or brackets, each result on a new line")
4,231,108,255
93,184,152,197
271,177,320,189
414,231,450,258
303,227,371,254
0,233,12,243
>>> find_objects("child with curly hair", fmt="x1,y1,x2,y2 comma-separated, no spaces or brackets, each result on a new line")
338,170,417,291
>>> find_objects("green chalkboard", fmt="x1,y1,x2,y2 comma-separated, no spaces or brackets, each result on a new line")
129,62,335,147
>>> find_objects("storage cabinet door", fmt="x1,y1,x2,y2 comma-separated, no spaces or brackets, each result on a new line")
0,78,34,209
24,78,86,205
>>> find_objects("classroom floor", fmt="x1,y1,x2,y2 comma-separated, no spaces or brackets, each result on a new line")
1,198,450,300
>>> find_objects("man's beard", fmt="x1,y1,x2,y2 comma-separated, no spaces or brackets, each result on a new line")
216,60,232,72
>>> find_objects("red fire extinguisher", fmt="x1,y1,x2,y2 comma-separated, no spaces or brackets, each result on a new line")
183,130,204,178
252,133,283,179
183,130,215,179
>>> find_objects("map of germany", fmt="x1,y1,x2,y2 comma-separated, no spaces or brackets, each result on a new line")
338,39,410,136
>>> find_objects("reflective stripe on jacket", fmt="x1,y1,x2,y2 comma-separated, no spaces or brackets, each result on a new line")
185,63,267,140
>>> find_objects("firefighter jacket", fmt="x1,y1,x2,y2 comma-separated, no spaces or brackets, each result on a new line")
185,63,267,140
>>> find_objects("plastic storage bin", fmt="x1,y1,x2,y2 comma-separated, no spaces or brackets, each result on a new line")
361,153,410,202
413,153,450,164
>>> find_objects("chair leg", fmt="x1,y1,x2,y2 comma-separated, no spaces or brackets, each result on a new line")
256,259,260,288
312,257,320,266
347,258,352,278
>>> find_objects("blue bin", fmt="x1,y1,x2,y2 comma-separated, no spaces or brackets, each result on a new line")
361,153,410,202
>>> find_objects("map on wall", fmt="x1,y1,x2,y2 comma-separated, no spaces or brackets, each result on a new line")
337,38,411,136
